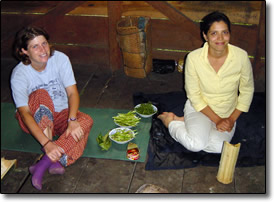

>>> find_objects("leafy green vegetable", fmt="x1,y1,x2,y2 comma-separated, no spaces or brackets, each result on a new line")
110,128,137,142
96,132,112,151
135,103,155,115
113,110,140,127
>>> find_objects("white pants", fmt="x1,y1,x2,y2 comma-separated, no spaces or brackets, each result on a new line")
168,99,236,153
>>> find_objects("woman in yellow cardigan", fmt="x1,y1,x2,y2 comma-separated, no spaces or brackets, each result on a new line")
158,11,254,153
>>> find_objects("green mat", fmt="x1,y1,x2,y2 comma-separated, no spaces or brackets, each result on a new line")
1,103,152,162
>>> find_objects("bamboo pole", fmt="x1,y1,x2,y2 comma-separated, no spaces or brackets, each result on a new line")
217,141,241,184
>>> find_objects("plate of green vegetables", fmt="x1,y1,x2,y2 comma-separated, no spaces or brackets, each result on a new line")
134,103,158,118
109,127,137,144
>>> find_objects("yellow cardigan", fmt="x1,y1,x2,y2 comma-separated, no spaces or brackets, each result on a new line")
185,42,254,118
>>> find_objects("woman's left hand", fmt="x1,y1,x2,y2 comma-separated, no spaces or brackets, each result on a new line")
65,120,84,142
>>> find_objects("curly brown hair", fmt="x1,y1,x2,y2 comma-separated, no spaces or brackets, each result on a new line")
13,26,54,65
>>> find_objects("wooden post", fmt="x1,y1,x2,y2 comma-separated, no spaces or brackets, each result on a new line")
107,1,123,71
217,141,241,184
253,1,265,87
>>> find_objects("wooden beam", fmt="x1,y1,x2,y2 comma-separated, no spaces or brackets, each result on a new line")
43,1,85,16
146,1,200,40
32,1,86,27
1,2,86,42
107,1,123,71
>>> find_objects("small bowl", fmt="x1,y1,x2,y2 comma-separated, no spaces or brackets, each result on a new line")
109,127,135,144
134,104,158,118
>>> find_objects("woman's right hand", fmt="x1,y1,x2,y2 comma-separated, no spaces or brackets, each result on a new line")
216,118,234,132
43,141,64,162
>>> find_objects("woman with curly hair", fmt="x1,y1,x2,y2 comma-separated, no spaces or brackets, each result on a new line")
11,26,93,190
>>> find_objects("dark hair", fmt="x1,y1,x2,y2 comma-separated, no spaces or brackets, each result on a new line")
200,11,231,42
13,26,54,65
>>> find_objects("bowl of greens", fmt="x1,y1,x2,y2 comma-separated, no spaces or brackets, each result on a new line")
113,110,140,128
134,103,158,118
109,127,137,144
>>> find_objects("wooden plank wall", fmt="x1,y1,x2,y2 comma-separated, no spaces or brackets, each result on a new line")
1,1,265,92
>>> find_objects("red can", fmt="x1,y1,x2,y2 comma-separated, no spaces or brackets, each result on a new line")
127,143,140,160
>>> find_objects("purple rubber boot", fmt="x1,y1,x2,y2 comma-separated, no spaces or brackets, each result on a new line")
30,161,65,175
48,161,65,175
29,155,53,190
34,147,65,175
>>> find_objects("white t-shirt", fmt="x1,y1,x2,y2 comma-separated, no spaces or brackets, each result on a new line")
10,50,76,112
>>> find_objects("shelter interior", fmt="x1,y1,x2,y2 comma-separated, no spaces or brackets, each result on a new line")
1,1,265,193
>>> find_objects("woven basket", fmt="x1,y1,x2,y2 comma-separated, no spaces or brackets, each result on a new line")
117,16,152,78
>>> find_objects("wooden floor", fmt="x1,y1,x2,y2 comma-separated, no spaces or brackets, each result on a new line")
1,58,265,194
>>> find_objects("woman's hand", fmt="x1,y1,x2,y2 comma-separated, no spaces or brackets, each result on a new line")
65,120,84,142
44,141,64,162
216,118,234,132
157,112,175,128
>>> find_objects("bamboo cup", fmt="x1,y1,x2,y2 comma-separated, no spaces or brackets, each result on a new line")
217,141,241,184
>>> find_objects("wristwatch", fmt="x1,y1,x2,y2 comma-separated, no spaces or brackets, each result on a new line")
68,117,77,122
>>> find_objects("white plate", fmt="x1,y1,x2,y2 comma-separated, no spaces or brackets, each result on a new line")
134,104,158,118
109,127,135,144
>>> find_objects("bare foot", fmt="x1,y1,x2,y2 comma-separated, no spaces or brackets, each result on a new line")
174,116,184,122
157,112,175,128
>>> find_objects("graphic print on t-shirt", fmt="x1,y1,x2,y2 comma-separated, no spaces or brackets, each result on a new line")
31,78,66,102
